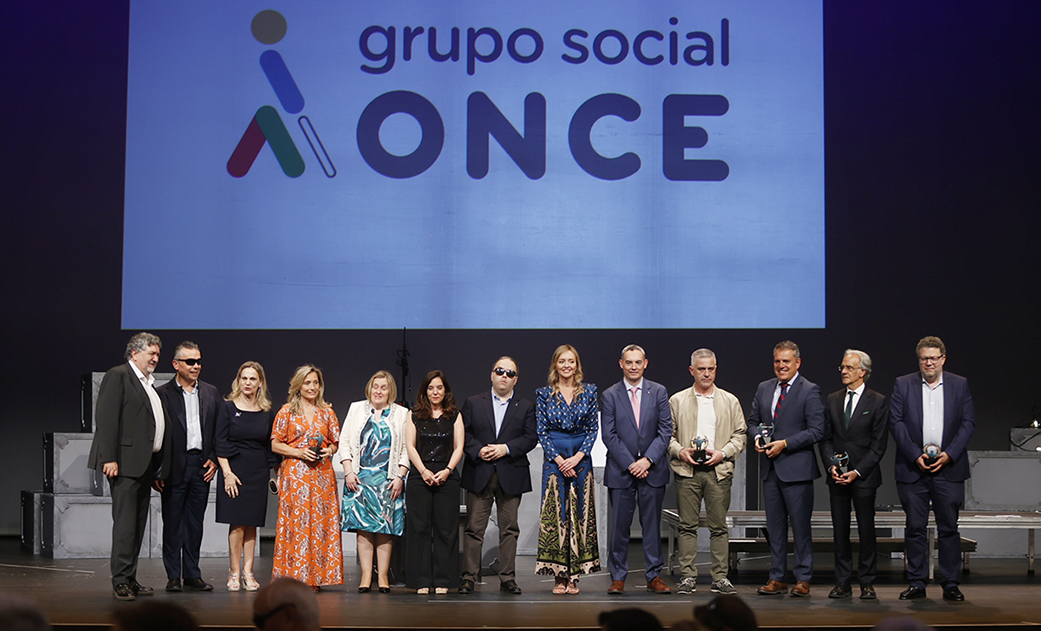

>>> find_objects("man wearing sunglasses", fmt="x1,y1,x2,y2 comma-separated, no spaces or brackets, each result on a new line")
459,357,538,595
156,341,220,593
889,336,975,602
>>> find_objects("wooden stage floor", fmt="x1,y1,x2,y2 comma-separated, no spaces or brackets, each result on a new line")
2,538,1040,630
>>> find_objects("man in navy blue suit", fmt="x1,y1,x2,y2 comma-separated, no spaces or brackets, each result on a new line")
601,344,673,595
156,341,220,593
747,340,825,597
889,336,975,602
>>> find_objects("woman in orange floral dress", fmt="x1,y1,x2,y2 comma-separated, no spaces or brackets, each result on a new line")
270,364,344,591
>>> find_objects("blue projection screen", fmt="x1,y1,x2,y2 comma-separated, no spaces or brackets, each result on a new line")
123,1,824,329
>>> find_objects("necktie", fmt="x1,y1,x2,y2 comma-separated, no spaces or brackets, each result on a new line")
844,390,855,427
773,382,788,420
629,386,641,428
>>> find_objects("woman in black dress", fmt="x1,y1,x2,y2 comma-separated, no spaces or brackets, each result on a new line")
216,361,276,592
404,370,464,594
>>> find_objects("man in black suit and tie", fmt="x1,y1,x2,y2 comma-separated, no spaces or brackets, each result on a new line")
458,356,538,595
890,336,975,602
156,341,219,593
819,349,888,600
748,340,825,597
88,332,172,601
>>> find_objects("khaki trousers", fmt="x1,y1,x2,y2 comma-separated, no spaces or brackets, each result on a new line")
675,469,732,582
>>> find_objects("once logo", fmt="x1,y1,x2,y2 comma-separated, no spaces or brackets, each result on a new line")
227,10,336,179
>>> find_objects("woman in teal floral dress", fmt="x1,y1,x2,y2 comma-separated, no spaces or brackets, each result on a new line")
535,344,601,594
336,371,410,593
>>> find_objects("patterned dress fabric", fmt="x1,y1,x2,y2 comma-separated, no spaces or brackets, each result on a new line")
271,404,344,587
341,409,405,535
534,384,602,579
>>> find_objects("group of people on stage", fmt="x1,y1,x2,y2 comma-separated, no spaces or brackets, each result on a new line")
89,333,974,603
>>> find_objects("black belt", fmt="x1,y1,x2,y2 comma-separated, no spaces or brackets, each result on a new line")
187,449,203,455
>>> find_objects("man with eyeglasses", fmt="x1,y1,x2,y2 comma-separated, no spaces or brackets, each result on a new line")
88,332,172,601
889,336,975,602
458,356,537,595
818,350,888,600
747,340,825,597
667,348,747,596
156,341,220,593
252,577,320,630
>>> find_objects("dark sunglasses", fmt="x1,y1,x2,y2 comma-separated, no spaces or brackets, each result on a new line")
253,602,292,628
493,367,517,378
176,358,202,366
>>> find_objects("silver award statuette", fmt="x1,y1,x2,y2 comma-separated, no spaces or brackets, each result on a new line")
923,443,940,466
691,435,709,464
831,452,850,475
308,434,325,459
758,423,775,449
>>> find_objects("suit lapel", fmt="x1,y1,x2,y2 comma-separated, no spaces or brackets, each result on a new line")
497,395,518,439
779,377,802,424
128,367,156,424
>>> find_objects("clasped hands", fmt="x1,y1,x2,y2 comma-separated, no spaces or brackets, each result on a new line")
755,437,786,458
916,451,950,473
420,467,452,486
298,445,334,463
479,443,508,461
678,447,724,467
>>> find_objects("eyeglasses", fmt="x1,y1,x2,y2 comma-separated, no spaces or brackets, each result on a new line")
838,364,861,372
493,367,517,378
253,603,292,629
918,355,944,365
175,358,202,366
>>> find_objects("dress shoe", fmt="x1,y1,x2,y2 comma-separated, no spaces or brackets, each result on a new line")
942,585,965,601
500,580,522,595
458,579,474,594
608,580,625,595
757,580,788,595
860,584,877,600
184,578,213,592
129,580,154,596
646,576,671,594
828,584,851,599
166,579,182,593
113,584,136,601
899,585,926,600
790,581,811,597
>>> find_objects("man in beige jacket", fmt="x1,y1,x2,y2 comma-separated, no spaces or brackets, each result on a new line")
668,348,747,595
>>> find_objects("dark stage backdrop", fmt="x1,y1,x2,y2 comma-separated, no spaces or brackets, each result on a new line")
1,1,1039,534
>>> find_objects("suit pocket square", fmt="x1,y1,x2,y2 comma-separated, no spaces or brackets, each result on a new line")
861,410,870,415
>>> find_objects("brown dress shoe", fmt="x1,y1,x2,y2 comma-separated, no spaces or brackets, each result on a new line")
646,576,671,594
757,579,788,595
790,581,811,597
608,580,625,595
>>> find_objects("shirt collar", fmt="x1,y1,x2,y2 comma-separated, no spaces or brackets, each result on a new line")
128,361,154,386
694,386,716,399
848,383,865,396
780,372,800,388
626,379,644,392
491,389,513,404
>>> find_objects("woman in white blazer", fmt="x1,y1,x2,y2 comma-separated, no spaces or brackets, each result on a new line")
336,371,410,593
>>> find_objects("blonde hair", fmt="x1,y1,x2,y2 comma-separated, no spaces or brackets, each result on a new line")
286,364,331,414
365,370,398,406
547,344,584,396
226,361,272,412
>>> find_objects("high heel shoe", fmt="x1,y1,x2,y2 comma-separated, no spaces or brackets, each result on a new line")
227,572,240,592
435,587,448,595
379,586,391,594
358,585,371,593
243,574,260,591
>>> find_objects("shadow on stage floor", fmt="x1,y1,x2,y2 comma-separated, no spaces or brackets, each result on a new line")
1,537,1038,631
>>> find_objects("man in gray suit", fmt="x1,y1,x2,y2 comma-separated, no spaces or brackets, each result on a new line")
88,332,172,601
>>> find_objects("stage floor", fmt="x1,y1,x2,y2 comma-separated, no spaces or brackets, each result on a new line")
3,538,1039,630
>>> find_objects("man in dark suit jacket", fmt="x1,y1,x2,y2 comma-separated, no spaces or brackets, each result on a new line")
747,340,825,597
819,349,888,600
156,341,219,592
459,356,538,595
601,344,673,595
889,336,975,602
88,332,172,601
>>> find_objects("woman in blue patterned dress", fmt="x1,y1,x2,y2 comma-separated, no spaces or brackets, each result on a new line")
336,371,410,593
535,344,601,594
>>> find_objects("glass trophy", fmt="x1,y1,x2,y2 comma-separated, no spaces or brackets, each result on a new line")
757,423,774,449
831,452,850,475
308,434,325,459
923,443,940,465
691,435,709,464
